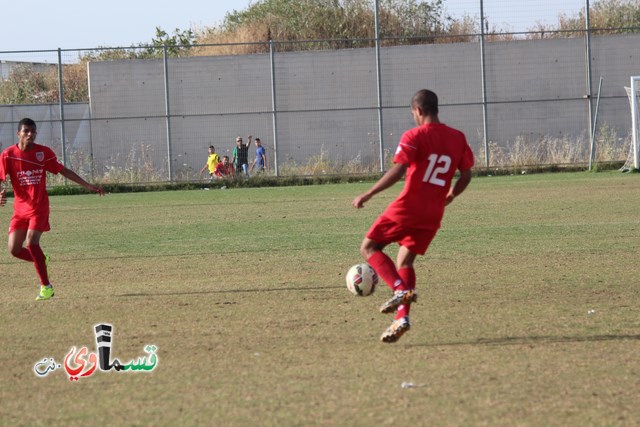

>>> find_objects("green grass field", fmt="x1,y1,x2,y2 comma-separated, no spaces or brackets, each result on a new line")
1,172,639,426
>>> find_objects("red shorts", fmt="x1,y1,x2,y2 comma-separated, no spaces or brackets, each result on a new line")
366,215,437,255
9,213,51,235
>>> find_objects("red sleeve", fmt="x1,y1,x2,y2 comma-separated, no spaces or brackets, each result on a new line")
393,129,418,166
458,141,474,171
43,147,64,175
0,152,6,181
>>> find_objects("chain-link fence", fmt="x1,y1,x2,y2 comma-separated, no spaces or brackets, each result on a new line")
1,0,638,183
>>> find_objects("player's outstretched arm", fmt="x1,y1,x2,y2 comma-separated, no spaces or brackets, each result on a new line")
60,167,105,196
352,163,407,209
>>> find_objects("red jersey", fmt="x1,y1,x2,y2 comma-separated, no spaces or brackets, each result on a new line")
383,123,474,230
0,143,64,217
214,162,234,177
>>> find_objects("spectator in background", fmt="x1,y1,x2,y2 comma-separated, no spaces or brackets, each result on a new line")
214,156,235,179
200,145,220,181
250,138,268,174
232,135,252,177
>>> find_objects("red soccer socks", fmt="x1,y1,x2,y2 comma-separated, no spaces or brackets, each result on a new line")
367,251,404,291
27,244,50,286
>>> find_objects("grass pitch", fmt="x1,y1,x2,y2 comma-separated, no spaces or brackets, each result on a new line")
1,172,639,426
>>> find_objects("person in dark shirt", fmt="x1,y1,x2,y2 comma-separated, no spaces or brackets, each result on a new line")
232,135,252,177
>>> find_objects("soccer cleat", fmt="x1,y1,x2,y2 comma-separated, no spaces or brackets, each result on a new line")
36,285,55,301
380,316,411,343
379,289,417,314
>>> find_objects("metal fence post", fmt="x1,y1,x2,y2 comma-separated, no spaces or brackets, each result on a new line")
163,45,173,182
57,48,68,169
375,0,385,172
633,77,640,170
584,0,594,159
88,99,95,180
269,35,279,176
589,76,603,170
374,0,385,172
480,0,490,168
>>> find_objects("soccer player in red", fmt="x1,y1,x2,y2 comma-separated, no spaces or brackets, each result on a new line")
0,118,104,300
352,90,474,343
214,156,235,178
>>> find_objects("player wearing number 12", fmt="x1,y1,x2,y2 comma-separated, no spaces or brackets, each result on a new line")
352,89,474,343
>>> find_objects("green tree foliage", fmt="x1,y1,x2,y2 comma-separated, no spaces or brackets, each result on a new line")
528,0,640,38
0,64,51,104
198,0,455,51
143,27,198,58
563,0,640,32
0,26,196,105
221,0,376,39
81,27,197,61
378,0,450,37
4,1,638,105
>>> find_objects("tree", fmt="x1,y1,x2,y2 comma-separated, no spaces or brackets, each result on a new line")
220,0,376,41
81,27,197,61
378,0,450,38
527,0,640,38
0,64,53,104
195,0,457,54
0,63,88,104
143,27,198,58
0,26,198,105
565,0,640,33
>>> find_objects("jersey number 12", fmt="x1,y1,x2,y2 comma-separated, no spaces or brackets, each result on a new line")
422,154,451,187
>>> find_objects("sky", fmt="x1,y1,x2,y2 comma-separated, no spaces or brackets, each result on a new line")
0,0,254,61
1,0,586,62
449,0,587,31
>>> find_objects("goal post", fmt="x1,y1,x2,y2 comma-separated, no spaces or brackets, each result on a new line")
623,76,640,170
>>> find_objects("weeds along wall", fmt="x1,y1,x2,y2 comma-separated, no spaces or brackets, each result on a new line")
1,33,639,182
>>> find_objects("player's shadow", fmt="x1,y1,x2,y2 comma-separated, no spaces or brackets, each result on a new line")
116,285,342,297
407,334,640,348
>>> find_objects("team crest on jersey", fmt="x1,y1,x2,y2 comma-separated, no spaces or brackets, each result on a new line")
36,152,44,162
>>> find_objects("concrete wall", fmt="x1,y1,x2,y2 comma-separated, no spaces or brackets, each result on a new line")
0,103,91,162
0,60,56,81
85,33,640,176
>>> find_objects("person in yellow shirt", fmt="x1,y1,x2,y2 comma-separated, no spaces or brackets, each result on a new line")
200,145,220,181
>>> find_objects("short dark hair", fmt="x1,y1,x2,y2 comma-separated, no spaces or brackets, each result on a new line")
411,90,438,116
209,145,215,150
18,118,37,131
255,138,261,142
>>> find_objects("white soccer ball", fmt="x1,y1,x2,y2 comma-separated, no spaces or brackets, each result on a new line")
346,263,378,296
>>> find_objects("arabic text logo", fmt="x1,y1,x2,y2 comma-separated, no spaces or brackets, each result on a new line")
33,323,158,381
